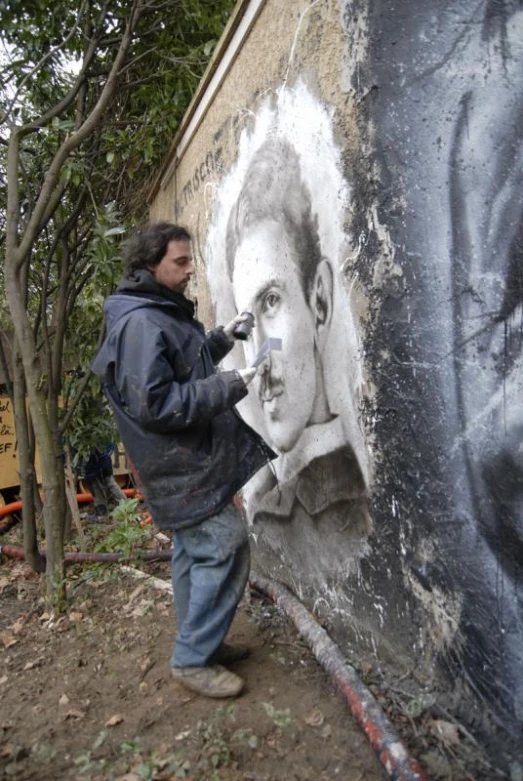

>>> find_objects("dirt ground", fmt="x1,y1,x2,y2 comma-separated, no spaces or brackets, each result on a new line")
0,535,511,781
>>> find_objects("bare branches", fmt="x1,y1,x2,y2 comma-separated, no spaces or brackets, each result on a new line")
0,334,14,402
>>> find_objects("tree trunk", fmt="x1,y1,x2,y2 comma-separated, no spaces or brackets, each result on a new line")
5,132,66,602
64,444,86,549
6,274,66,599
12,351,44,573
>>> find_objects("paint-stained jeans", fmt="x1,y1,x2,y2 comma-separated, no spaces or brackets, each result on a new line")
171,504,250,668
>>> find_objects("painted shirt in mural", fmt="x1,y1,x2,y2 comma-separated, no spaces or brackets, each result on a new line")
245,418,371,587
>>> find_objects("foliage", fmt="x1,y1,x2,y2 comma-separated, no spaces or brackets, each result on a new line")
65,377,119,468
96,497,148,555
0,0,236,221
62,204,125,463
110,496,141,524
263,702,292,729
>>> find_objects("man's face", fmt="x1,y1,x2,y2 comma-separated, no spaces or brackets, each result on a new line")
150,239,194,293
232,220,318,453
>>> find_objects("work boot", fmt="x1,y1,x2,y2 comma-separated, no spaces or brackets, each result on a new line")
171,664,244,698
84,504,110,524
213,642,251,665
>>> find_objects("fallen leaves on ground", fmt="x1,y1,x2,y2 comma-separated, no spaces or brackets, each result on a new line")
105,714,124,727
429,718,461,746
305,708,325,727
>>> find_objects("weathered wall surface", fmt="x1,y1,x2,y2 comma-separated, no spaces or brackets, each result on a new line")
149,0,523,749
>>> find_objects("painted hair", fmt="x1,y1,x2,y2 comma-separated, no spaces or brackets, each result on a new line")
122,222,191,275
225,136,322,297
483,0,521,48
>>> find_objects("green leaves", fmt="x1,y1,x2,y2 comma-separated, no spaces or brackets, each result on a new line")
64,373,119,466
203,40,217,57
263,702,292,729
109,496,141,525
96,498,148,556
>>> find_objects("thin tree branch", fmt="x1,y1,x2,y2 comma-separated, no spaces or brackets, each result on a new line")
0,333,14,402
18,1,113,134
51,237,70,395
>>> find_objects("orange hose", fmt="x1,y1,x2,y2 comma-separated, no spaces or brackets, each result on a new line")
0,501,22,518
0,488,152,526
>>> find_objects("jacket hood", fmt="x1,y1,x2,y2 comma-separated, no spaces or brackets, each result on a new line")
92,270,196,382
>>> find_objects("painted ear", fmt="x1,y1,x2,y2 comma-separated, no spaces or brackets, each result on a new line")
310,259,334,345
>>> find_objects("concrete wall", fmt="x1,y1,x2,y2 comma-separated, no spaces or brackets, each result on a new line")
149,0,523,743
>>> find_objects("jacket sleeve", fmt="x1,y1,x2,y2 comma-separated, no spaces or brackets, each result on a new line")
114,319,248,433
205,326,234,364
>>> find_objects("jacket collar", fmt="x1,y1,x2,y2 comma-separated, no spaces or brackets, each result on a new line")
117,269,195,320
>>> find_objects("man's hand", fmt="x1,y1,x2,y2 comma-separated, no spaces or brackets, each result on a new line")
238,367,256,386
238,354,268,387
223,312,253,342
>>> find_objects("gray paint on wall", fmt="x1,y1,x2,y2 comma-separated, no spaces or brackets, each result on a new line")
344,0,523,728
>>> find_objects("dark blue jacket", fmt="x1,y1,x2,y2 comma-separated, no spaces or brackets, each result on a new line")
82,446,114,480
91,271,276,530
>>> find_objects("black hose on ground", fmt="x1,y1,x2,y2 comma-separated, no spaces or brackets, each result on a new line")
250,571,427,781
0,543,171,564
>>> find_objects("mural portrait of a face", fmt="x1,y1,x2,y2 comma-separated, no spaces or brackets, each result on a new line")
226,139,334,454
207,86,372,590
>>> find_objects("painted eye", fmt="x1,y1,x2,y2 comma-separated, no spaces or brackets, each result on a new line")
263,291,280,313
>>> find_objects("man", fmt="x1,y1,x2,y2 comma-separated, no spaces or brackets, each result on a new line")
92,222,276,698
225,137,372,588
